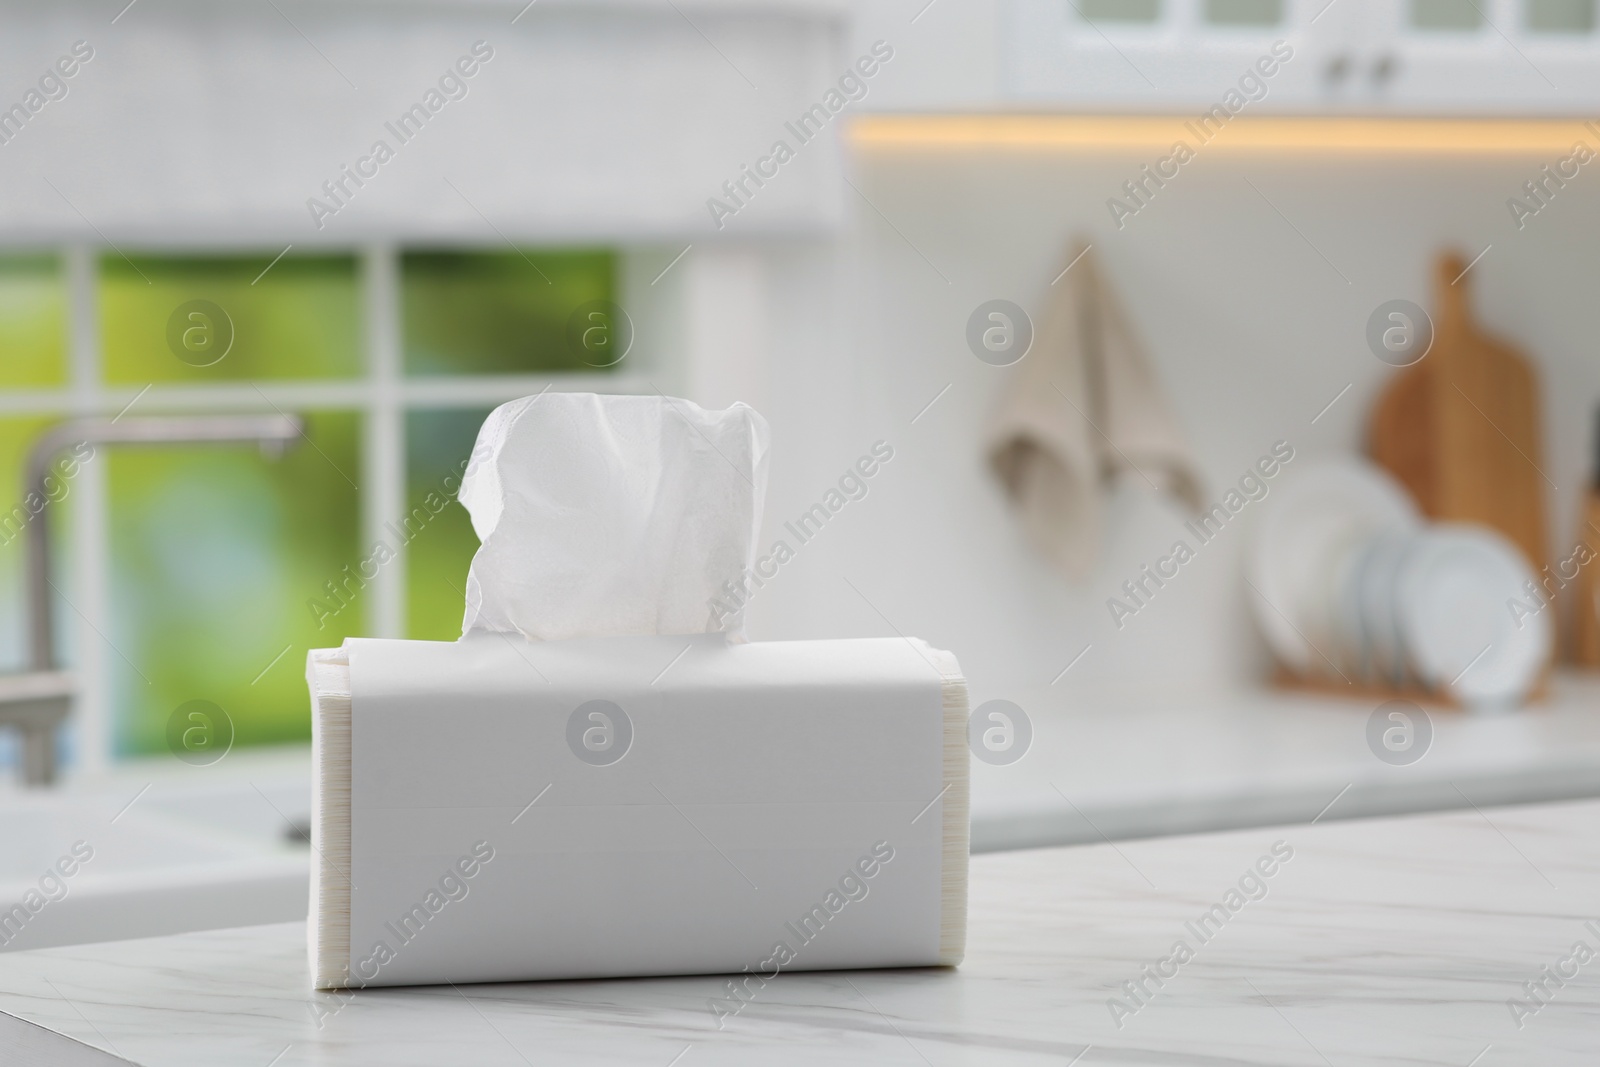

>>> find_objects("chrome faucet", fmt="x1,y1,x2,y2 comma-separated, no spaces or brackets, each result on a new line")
2,413,303,785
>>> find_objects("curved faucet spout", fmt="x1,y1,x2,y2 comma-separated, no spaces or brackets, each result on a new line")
23,414,304,673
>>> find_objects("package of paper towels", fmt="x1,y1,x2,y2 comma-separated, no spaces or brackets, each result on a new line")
306,393,969,989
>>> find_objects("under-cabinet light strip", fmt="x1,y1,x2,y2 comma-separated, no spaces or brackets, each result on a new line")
848,115,1600,153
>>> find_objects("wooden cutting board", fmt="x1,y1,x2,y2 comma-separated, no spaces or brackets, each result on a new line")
1368,252,1549,576
1573,487,1600,665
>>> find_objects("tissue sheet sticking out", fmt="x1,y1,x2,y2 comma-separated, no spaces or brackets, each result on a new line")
458,392,770,642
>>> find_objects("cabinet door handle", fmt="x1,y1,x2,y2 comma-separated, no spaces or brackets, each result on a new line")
1371,53,1399,86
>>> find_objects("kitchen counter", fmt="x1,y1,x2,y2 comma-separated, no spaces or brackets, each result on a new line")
976,669,1600,851
5,672,1600,955
1,798,1595,1065
0,746,310,954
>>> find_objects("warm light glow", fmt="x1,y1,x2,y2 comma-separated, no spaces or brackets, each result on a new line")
848,115,1600,154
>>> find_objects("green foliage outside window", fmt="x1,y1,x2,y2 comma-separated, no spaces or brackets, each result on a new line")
108,413,362,755
404,408,490,642
0,256,65,388
100,254,362,383
0,248,617,761
403,249,616,376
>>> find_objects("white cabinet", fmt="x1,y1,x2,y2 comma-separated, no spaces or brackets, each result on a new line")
0,0,848,244
1004,0,1600,112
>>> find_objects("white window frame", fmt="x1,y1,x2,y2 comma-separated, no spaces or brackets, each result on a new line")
1,243,657,775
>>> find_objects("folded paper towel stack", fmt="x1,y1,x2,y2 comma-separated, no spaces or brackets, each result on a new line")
308,393,969,989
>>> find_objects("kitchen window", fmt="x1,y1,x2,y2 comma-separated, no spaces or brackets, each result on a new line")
0,246,625,768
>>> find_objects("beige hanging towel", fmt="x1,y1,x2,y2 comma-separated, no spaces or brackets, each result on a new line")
986,242,1203,577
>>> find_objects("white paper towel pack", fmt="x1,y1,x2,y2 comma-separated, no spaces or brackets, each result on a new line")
458,392,770,641
307,391,968,990
308,633,969,988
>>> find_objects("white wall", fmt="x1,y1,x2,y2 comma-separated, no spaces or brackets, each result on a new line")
732,141,1600,713
8,0,1598,721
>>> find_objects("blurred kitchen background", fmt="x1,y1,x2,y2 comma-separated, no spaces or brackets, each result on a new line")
3,0,1600,949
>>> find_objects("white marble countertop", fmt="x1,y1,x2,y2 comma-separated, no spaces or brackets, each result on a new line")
1,798,1596,1065
975,669,1600,850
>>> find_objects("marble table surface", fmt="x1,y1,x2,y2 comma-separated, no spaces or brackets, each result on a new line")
0,798,1596,1066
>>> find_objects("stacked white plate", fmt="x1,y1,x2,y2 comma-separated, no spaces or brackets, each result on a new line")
1248,459,1551,711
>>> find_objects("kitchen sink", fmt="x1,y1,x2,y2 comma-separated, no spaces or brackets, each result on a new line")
0,745,310,952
